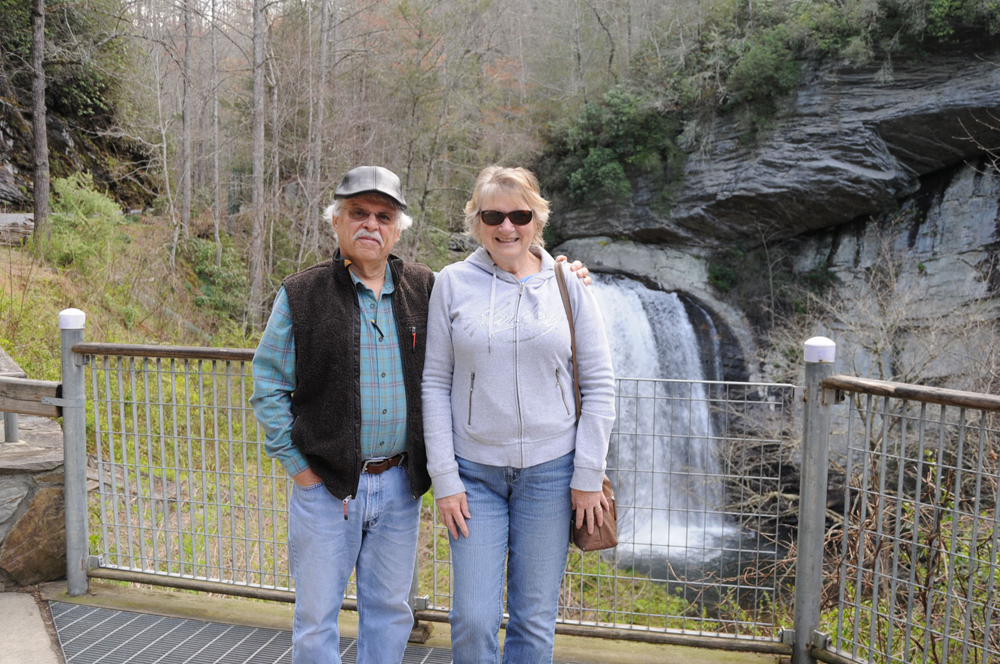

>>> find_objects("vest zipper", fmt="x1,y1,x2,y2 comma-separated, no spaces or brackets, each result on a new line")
468,371,476,426
343,495,352,520
410,326,416,352
556,368,571,415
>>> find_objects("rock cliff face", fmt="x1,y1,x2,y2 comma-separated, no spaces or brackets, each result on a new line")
553,49,1000,250
0,112,155,210
553,49,1000,382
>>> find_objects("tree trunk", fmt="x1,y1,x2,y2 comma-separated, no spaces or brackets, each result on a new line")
211,0,222,266
31,0,49,243
302,0,316,264
249,0,266,327
181,0,192,239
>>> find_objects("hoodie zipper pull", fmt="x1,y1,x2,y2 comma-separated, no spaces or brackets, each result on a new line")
410,326,416,352
343,496,352,520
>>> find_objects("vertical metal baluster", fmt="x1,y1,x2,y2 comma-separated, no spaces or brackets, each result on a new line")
959,414,989,664
182,358,196,575
155,358,172,573
213,360,223,580
226,360,237,582
978,416,1000,664
197,359,209,579
169,358,183,577
92,356,110,570
142,358,159,572
851,393,874,660
885,401,909,659
116,356,137,567
129,357,148,570
922,405,948,657
256,387,265,587
942,407,968,662
902,402,928,660
837,394,855,651
241,368,251,584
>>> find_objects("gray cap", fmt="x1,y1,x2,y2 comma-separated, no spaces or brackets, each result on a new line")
334,166,407,210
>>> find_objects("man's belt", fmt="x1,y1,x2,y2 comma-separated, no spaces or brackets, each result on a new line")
361,453,405,475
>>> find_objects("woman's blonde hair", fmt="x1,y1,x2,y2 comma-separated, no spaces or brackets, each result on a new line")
464,166,550,248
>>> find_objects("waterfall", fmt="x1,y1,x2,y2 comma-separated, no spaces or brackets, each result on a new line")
591,275,728,561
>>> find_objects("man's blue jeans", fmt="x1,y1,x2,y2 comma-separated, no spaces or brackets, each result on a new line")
449,452,574,663
288,465,420,664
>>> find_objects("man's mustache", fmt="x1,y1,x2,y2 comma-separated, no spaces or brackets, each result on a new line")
353,228,384,246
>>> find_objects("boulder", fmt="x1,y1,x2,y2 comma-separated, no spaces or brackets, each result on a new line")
0,487,66,586
0,479,29,525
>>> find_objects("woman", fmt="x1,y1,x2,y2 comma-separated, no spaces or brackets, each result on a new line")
422,166,616,662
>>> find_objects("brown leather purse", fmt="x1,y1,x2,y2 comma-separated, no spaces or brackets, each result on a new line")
554,262,618,552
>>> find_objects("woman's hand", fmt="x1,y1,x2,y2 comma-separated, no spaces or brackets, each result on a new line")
554,255,591,286
437,492,471,540
571,488,611,534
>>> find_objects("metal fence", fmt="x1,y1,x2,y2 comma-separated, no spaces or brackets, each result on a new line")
72,342,798,648
16,328,991,662
818,376,1000,664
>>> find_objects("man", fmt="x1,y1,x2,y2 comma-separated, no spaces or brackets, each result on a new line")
251,166,589,663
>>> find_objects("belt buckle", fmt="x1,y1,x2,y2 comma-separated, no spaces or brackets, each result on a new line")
362,457,390,474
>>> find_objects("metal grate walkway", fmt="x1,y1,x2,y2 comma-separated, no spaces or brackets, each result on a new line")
50,602,462,663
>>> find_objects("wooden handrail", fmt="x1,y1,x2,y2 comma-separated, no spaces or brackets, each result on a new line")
72,343,254,362
822,375,1000,413
0,376,61,417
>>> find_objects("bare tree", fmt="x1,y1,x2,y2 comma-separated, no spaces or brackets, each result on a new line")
211,0,222,266
31,0,49,243
181,0,193,240
249,0,267,328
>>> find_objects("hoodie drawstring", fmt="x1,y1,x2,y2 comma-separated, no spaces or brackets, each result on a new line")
488,263,497,354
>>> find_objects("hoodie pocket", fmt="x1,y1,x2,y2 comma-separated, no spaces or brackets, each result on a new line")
468,371,476,426
555,368,571,416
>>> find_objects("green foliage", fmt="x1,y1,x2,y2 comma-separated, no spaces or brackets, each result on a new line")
726,27,801,108
0,0,130,123
179,237,249,320
539,88,684,205
44,173,126,271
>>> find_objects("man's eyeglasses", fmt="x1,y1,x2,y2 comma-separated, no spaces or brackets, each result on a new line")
479,209,533,226
346,206,396,226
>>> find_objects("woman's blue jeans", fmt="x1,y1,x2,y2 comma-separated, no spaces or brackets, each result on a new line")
449,452,573,663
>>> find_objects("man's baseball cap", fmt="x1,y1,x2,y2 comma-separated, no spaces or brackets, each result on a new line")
334,166,407,210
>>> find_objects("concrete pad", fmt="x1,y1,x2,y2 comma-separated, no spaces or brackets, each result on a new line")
0,592,62,664
42,581,781,664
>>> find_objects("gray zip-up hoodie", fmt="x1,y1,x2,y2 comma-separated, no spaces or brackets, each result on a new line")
422,246,616,498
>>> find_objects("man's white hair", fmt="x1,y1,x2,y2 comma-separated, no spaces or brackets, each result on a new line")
323,197,413,240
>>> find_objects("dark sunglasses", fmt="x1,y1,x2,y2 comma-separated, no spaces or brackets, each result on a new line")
479,209,533,226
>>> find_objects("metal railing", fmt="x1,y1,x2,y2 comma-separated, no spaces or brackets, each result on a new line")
35,312,1000,663
75,339,798,648
815,375,1000,664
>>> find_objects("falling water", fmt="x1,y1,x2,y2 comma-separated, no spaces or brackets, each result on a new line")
591,275,728,561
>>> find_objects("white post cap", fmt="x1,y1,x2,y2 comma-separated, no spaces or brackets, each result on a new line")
804,336,836,363
59,308,86,330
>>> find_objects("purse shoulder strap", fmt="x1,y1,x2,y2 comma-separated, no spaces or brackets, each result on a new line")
554,262,582,421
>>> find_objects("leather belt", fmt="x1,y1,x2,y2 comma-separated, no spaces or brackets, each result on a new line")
362,454,405,475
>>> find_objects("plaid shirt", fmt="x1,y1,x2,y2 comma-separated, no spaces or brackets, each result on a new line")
251,264,408,477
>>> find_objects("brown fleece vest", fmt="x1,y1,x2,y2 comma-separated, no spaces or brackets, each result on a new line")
283,252,434,500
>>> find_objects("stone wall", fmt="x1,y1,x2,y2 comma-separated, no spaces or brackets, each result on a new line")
0,416,67,589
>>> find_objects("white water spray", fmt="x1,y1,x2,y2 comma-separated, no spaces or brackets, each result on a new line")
592,275,728,561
